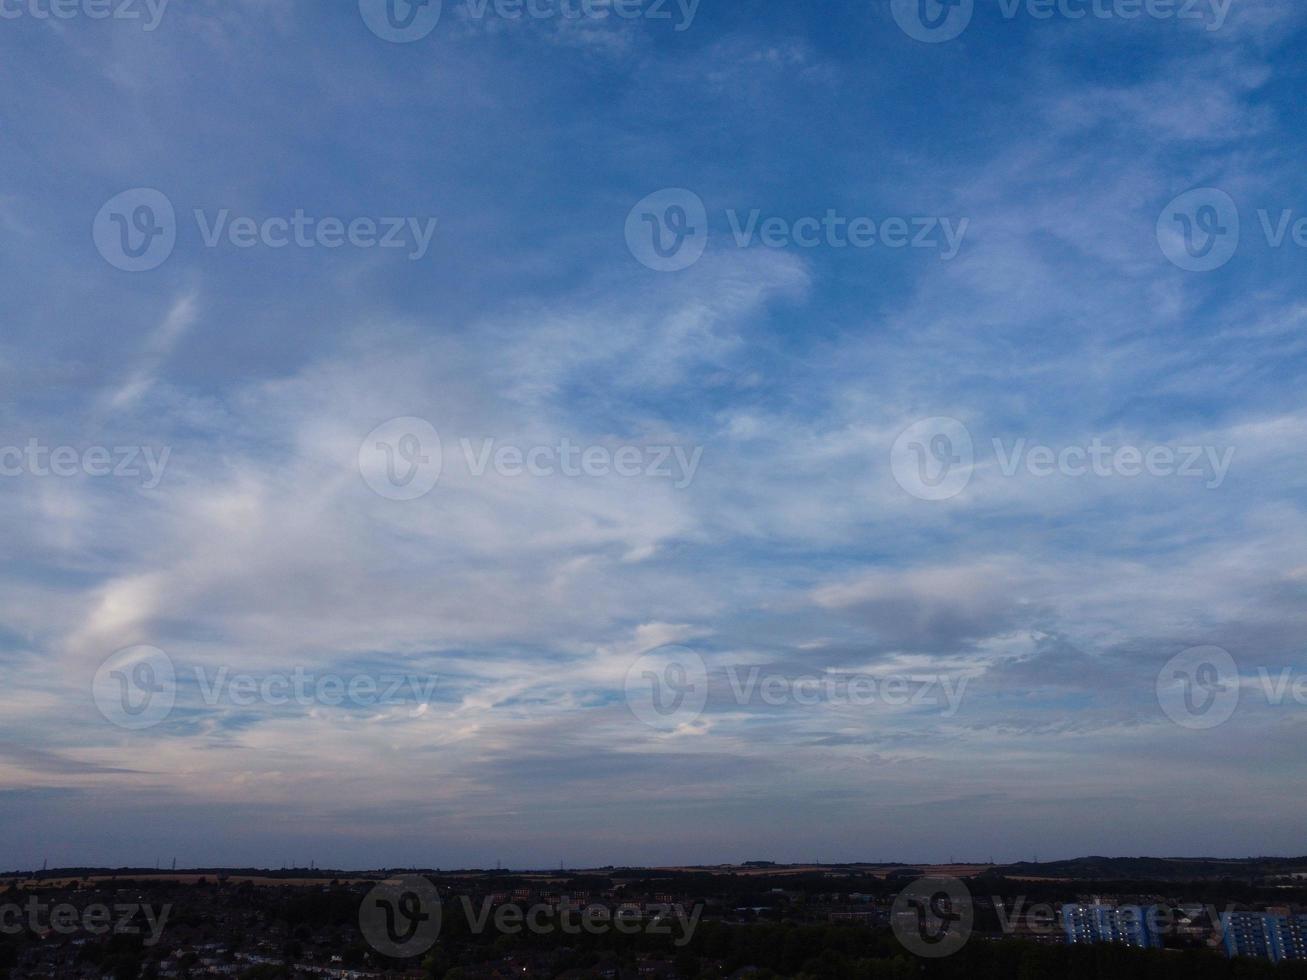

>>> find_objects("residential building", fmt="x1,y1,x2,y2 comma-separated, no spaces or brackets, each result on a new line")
1062,904,1162,948
1222,911,1307,962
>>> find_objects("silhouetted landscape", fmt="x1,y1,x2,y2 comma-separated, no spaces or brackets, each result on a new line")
5,857,1307,977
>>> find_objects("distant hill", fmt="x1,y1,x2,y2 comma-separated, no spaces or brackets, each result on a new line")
8,856,1307,883
994,855,1307,881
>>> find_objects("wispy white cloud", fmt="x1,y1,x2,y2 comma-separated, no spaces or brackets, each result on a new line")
1,0,1305,869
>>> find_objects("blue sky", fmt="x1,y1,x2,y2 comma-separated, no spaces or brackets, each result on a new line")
2,0,1306,871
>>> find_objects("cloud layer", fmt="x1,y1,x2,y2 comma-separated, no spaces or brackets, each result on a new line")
1,0,1305,870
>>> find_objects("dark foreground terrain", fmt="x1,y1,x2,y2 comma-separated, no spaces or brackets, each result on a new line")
3,862,1307,979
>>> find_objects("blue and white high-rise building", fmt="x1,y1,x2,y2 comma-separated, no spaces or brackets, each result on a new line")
1222,912,1307,962
1062,905,1163,949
